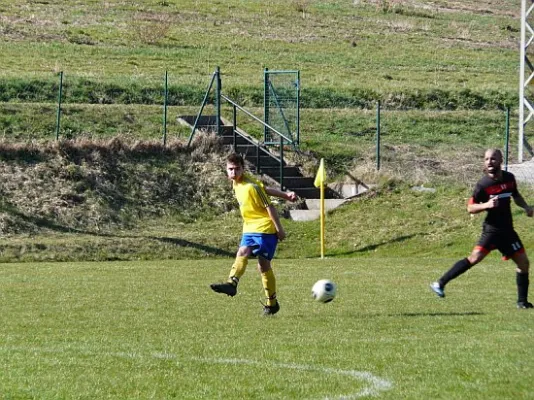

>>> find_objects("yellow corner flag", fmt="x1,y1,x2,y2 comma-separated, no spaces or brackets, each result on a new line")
314,158,326,188
314,158,326,258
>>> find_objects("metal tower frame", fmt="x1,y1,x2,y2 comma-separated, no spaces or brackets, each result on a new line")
519,0,534,162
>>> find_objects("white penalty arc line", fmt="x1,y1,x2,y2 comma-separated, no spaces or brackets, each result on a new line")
190,356,393,399
0,346,393,399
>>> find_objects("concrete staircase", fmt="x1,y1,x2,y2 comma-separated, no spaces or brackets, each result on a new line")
178,115,363,221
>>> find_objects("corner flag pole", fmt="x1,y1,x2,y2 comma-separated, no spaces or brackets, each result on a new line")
314,158,326,259
320,179,325,258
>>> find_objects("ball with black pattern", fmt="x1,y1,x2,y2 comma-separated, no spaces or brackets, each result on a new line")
311,279,337,303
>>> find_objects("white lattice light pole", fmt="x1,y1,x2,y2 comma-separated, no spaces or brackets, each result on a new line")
519,0,534,162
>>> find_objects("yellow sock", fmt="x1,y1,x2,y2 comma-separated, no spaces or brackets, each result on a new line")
261,268,277,306
227,256,248,285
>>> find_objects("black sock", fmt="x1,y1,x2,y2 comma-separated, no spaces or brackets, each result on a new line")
516,272,529,303
439,258,472,287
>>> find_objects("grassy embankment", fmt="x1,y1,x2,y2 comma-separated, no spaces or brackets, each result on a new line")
0,0,530,262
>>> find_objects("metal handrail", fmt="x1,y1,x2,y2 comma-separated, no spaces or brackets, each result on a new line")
220,94,293,145
186,71,217,148
221,94,293,190
186,67,294,190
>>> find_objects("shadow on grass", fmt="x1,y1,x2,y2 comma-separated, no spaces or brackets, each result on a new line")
149,236,234,257
389,311,485,317
333,234,421,256
3,208,234,257
345,311,486,319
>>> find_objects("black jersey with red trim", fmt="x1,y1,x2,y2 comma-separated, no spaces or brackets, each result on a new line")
469,171,519,231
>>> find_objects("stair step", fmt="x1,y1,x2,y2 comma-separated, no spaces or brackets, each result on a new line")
305,199,347,210
219,126,235,135
232,143,281,159
289,199,347,221
259,165,301,177
177,115,220,127
177,115,227,134
221,135,256,146
282,177,315,187
247,156,285,168
292,187,339,199
178,114,344,200
289,209,321,222
293,187,320,198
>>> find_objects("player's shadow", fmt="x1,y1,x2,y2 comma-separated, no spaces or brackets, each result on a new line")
345,311,486,319
4,208,234,257
389,311,485,317
335,234,421,256
150,236,234,257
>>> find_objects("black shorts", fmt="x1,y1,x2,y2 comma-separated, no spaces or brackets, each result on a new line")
475,229,524,259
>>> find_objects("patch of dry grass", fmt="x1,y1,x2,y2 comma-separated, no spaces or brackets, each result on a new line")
0,135,234,236
346,143,484,187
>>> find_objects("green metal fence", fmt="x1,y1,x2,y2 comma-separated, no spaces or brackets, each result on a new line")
0,69,519,183
0,71,206,143
263,69,300,146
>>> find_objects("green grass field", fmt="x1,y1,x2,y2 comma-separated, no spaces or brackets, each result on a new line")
1,1,534,398
1,258,533,399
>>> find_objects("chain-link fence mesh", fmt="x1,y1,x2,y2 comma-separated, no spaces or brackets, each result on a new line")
264,71,299,146
2,72,532,186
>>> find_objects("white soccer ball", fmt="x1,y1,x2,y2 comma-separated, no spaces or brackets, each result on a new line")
311,279,337,303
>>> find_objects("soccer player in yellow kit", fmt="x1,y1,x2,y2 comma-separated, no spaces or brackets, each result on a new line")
210,152,297,315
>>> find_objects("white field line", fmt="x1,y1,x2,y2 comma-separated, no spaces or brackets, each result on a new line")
1,346,393,399
191,356,393,400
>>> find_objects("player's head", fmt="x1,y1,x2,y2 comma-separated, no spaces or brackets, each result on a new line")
484,148,503,177
226,152,245,181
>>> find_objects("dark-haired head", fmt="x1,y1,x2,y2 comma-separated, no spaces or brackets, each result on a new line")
226,152,245,168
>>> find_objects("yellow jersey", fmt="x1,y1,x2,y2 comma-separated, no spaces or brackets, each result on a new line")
233,173,275,234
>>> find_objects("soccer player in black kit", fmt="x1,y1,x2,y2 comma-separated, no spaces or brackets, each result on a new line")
430,149,534,308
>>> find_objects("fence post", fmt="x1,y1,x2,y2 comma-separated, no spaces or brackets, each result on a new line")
256,143,261,174
264,67,269,143
216,66,221,135
163,70,168,146
232,104,237,150
279,134,284,190
504,106,510,171
376,100,381,171
296,69,300,146
55,71,63,141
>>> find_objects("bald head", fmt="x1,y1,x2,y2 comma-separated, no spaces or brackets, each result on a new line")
485,148,503,161
484,148,503,178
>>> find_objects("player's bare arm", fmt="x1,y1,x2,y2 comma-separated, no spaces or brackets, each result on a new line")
265,187,298,202
266,205,286,240
467,197,499,214
513,194,534,217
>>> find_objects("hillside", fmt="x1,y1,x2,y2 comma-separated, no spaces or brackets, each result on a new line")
0,0,522,108
0,0,532,262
